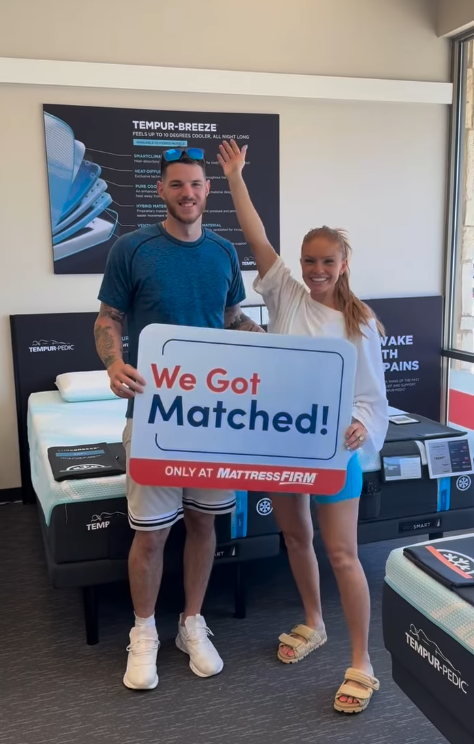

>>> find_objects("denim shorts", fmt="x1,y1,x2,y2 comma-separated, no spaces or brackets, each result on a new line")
312,453,363,505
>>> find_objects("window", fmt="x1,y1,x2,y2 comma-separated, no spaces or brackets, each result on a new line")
444,35,474,420
447,357,474,435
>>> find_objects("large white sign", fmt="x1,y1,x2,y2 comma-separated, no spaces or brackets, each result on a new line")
130,324,357,494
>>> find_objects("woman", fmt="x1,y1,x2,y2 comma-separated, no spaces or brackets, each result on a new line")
217,140,389,714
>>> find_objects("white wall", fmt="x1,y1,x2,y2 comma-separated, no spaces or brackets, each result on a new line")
0,0,451,490
438,0,474,37
1,0,448,81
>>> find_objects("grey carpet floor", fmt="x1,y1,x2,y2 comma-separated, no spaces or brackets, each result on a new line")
0,501,448,744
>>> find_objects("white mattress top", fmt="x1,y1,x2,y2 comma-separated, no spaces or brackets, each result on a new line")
28,391,128,524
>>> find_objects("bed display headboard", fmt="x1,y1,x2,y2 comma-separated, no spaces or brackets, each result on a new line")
10,311,129,503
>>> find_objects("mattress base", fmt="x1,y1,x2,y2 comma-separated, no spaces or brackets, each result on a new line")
37,501,281,589
40,487,281,564
391,660,472,744
40,491,474,563
383,582,474,743
357,505,474,544
39,504,128,588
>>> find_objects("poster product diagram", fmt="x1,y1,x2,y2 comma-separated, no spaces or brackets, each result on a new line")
42,104,280,275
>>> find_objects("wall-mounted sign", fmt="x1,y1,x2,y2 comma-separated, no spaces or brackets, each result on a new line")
42,104,280,275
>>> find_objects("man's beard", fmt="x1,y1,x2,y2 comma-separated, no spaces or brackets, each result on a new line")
165,198,207,225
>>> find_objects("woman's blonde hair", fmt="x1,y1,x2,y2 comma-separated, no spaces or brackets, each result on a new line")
302,226,385,339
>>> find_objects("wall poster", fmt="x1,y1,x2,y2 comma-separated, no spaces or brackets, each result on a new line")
42,104,280,275
365,296,444,422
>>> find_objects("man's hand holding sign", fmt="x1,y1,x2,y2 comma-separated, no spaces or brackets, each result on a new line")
129,324,357,494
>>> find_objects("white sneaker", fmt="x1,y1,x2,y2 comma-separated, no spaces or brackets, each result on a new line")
123,625,160,690
175,614,224,678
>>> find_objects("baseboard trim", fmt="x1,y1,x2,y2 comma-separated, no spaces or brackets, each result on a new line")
0,487,22,503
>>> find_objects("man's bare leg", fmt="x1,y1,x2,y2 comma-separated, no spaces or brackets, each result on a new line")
123,528,170,691
176,509,223,678
182,509,216,620
128,528,170,618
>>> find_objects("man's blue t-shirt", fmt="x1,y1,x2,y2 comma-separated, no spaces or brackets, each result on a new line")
98,223,246,417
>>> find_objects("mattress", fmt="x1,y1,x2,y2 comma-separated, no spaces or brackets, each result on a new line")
28,391,283,567
27,390,383,527
28,391,128,525
385,535,474,657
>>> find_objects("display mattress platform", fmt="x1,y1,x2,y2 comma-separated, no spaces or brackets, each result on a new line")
27,391,284,566
28,391,129,524
28,392,474,556
383,534,474,744
28,390,383,520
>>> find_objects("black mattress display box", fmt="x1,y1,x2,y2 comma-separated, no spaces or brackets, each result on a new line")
383,534,474,744
42,441,280,564
357,416,474,523
41,411,474,564
41,489,280,565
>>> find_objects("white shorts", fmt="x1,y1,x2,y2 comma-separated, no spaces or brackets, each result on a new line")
122,420,236,531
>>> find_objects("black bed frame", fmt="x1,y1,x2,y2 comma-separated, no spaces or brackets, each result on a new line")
9,310,281,644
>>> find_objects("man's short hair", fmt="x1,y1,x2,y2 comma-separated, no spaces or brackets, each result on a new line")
160,152,207,180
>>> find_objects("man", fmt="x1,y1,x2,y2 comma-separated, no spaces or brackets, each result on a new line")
94,146,263,691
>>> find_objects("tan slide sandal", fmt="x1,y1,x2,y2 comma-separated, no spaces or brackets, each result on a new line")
334,667,380,714
277,624,327,664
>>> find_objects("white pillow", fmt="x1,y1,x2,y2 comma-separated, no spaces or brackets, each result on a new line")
55,370,118,402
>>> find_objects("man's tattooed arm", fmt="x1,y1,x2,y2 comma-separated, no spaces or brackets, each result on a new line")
224,304,266,333
93,303,126,368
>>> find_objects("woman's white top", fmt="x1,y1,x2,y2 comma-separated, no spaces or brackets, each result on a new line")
253,257,389,455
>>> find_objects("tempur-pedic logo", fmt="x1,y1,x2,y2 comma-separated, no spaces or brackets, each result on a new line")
29,339,74,353
86,511,126,531
406,625,468,694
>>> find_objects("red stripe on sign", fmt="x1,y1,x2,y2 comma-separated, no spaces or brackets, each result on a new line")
449,389,474,430
129,458,347,495
425,545,471,579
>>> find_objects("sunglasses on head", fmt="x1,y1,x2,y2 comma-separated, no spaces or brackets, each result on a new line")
161,147,205,163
